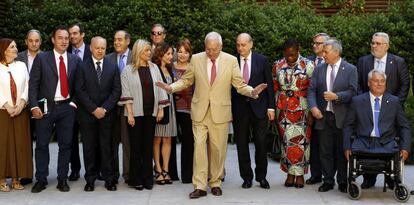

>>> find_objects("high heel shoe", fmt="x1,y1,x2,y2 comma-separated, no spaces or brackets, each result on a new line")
162,170,173,184
284,174,295,187
294,176,304,188
0,182,10,192
154,170,165,185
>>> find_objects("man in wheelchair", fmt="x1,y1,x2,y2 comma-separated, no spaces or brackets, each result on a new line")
342,69,411,191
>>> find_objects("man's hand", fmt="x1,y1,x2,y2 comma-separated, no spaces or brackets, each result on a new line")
324,91,338,101
252,83,267,97
156,108,164,122
311,107,323,119
92,107,106,119
31,107,43,119
155,81,173,93
267,110,275,121
400,150,409,161
344,149,352,161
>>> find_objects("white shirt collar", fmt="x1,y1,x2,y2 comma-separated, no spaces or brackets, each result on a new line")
369,92,383,103
375,53,387,63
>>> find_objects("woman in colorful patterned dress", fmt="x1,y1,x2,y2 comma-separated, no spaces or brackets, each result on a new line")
272,39,314,188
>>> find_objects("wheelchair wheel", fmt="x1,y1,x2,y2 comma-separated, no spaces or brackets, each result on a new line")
393,184,410,203
347,181,361,200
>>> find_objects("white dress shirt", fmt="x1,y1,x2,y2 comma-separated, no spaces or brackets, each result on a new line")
326,58,341,112
0,61,29,109
72,42,86,60
53,49,70,101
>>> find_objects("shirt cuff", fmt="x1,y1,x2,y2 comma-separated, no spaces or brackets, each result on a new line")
69,102,77,108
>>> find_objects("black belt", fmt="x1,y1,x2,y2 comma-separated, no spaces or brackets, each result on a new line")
54,99,70,105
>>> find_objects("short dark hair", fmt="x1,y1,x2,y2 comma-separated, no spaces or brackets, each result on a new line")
152,42,173,72
69,23,84,34
0,38,14,62
52,25,68,38
115,30,131,40
283,38,300,51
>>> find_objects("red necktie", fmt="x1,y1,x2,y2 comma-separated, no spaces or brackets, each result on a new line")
243,58,249,83
8,71,17,106
59,56,69,98
210,59,216,86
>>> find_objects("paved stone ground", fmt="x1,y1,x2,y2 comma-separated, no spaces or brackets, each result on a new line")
0,143,413,205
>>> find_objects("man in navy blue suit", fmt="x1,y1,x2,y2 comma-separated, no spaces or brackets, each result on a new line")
308,39,358,193
232,33,275,189
76,36,121,192
29,25,81,193
343,69,411,176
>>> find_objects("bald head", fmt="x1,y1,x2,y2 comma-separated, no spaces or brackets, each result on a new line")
236,33,253,58
90,36,107,60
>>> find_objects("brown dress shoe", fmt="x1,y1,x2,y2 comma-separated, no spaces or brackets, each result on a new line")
284,174,295,187
211,187,222,196
189,189,207,199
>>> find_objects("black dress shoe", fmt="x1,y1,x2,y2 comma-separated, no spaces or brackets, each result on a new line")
68,172,80,181
305,177,322,185
189,189,207,199
144,183,153,190
361,179,375,189
20,178,33,185
318,183,334,192
258,179,270,189
211,187,222,196
56,180,70,192
105,182,117,191
31,181,47,193
84,183,94,192
338,183,347,193
134,185,143,190
242,180,252,189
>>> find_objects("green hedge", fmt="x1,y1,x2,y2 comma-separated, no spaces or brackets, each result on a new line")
1,0,414,162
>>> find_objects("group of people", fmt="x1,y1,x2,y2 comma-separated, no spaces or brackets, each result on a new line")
0,22,412,199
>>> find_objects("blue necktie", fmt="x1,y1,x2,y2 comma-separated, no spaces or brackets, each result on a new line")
317,57,323,65
96,61,102,83
119,54,125,73
374,97,380,137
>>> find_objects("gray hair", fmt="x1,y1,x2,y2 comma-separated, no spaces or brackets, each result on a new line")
372,32,389,44
26,29,42,41
152,24,165,33
324,38,342,54
205,31,222,46
313,33,330,42
368,69,387,81
90,36,107,46
237,33,253,43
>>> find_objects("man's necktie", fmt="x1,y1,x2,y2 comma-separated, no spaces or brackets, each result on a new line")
119,54,125,73
374,97,381,137
210,59,216,86
376,60,382,71
8,71,17,106
59,56,69,98
74,49,80,57
328,64,336,112
243,58,249,83
317,57,323,65
96,61,102,83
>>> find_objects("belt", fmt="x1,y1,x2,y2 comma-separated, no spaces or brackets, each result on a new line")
54,99,70,105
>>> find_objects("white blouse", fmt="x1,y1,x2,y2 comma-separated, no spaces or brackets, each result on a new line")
0,61,29,109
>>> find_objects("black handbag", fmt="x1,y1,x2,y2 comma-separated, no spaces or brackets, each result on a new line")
266,121,282,161
157,67,171,125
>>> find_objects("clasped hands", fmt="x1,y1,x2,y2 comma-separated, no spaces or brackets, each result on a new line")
92,107,106,119
4,101,25,118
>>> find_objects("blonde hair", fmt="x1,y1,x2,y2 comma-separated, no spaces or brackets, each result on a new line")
131,39,151,70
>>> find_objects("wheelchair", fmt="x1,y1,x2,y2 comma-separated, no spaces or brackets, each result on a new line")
347,151,410,202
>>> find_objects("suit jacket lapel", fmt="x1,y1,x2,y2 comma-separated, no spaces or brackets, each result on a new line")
379,93,390,123
249,53,257,84
363,93,373,124
385,54,393,79
320,64,328,92
67,54,75,78
88,59,100,86
332,61,345,91
47,51,58,77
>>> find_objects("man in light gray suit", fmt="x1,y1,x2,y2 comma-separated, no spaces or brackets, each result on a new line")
308,39,358,193
106,30,132,184
16,29,42,73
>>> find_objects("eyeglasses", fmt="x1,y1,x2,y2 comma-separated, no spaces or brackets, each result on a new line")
151,31,164,36
313,42,324,46
371,42,387,46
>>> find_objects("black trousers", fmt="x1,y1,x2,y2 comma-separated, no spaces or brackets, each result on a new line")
34,103,75,182
70,120,81,173
112,106,130,181
318,112,346,185
309,127,322,179
233,102,268,182
128,116,155,186
176,112,194,183
79,112,115,184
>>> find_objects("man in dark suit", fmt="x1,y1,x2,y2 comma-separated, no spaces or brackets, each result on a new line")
66,23,92,181
232,33,275,189
76,36,121,192
29,25,81,193
106,30,132,184
356,32,410,189
343,70,411,190
306,32,330,185
308,39,358,193
16,29,43,186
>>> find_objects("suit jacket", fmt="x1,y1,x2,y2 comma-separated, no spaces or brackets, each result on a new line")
29,50,81,111
171,51,254,123
342,92,411,152
232,52,275,119
106,49,132,69
75,56,121,121
16,50,43,73
357,53,409,103
307,55,316,62
67,43,92,61
308,59,358,129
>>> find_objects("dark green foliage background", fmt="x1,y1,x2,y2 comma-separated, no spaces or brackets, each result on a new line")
1,0,414,162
